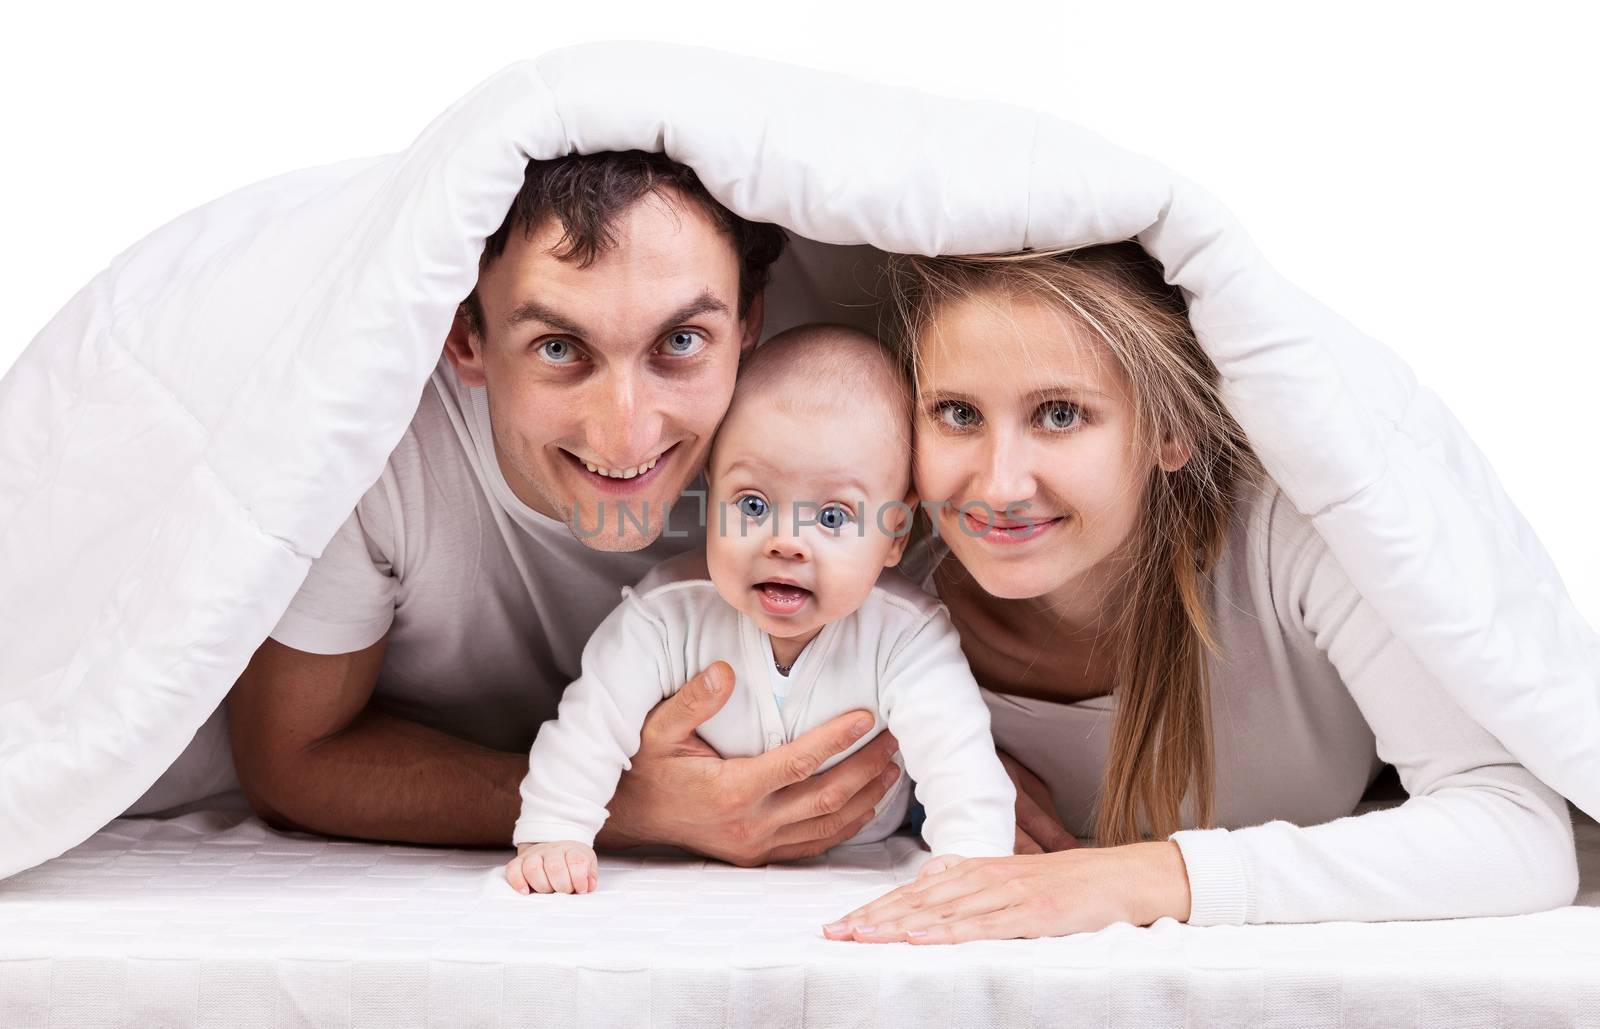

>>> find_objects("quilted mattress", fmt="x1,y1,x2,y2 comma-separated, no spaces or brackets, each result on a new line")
2,799,1596,1028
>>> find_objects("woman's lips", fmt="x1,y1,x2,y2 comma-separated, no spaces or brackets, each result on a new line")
755,581,812,617
960,510,1065,545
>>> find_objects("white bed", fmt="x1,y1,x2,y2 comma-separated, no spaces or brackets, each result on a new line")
2,798,1595,1028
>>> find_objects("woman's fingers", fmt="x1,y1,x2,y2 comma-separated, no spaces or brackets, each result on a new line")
901,910,1024,945
826,862,989,932
1015,791,1078,853
1000,750,1079,853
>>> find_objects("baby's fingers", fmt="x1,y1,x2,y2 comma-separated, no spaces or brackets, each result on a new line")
566,848,597,894
543,850,576,893
525,855,554,894
505,857,531,895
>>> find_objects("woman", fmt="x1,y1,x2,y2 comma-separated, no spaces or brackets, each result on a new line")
822,243,1579,943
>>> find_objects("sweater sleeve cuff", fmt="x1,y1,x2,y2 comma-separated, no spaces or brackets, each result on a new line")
1170,827,1253,926
511,820,597,848
925,837,1014,859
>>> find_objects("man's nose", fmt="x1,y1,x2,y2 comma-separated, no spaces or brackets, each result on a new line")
587,369,662,463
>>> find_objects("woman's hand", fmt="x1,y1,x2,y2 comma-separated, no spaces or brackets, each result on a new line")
997,749,1080,854
821,841,1192,944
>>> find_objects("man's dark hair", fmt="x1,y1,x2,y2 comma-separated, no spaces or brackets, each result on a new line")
462,151,787,335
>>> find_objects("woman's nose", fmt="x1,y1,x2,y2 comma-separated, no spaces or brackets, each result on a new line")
974,434,1038,508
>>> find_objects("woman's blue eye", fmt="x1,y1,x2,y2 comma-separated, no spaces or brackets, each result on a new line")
737,495,768,519
818,505,851,531
662,330,706,356
538,338,578,364
935,401,980,429
1039,401,1081,431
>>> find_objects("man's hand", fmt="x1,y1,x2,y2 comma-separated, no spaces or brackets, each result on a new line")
596,661,903,866
998,749,1079,854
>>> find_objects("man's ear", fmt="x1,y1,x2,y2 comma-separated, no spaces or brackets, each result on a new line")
738,291,766,359
1157,433,1193,473
883,487,920,567
443,304,488,387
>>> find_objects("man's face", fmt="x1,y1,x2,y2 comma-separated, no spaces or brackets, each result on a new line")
445,190,762,552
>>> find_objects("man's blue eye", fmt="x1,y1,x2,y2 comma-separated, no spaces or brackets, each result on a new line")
819,505,851,531
663,330,706,356
538,338,577,364
737,495,768,519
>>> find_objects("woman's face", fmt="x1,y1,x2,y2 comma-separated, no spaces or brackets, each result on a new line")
912,290,1156,605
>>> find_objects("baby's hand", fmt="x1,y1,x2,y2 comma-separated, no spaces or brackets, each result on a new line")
917,853,967,879
505,841,599,895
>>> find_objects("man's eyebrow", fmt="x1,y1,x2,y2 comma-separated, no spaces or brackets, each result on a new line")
653,291,731,337
503,290,731,339
505,300,585,335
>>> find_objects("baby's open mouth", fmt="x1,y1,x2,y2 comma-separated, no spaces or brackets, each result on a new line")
755,581,812,617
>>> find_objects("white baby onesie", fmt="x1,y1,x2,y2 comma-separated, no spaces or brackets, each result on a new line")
513,550,1016,858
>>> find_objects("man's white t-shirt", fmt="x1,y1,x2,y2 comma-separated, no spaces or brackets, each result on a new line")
266,355,707,753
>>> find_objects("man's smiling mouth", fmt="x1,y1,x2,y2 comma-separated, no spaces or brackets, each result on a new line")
563,443,678,489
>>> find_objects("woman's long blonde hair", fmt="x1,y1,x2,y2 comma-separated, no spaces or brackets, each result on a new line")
887,241,1264,846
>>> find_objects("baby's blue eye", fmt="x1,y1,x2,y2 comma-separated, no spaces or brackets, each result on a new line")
737,495,769,519
819,505,851,531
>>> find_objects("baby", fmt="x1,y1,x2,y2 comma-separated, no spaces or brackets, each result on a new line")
505,324,1016,894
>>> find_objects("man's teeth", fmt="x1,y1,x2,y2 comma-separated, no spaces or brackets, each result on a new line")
582,454,661,479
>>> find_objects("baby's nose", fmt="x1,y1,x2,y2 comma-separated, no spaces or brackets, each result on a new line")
765,534,808,560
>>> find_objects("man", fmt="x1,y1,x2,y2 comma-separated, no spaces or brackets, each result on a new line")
225,151,905,866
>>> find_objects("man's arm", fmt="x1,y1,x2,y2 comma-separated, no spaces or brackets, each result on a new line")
227,634,527,845
228,640,905,858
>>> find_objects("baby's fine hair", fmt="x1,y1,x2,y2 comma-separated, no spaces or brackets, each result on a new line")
730,323,911,447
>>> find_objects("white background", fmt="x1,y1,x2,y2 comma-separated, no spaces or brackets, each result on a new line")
2,0,1596,621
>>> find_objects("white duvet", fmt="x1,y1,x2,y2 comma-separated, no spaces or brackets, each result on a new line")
1,42,1596,879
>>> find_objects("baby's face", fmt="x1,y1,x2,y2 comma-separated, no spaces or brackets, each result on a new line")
706,395,911,646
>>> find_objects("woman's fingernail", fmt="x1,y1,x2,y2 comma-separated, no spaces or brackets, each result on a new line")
882,766,900,786
823,921,847,933
851,717,873,737
853,925,876,934
906,930,928,939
